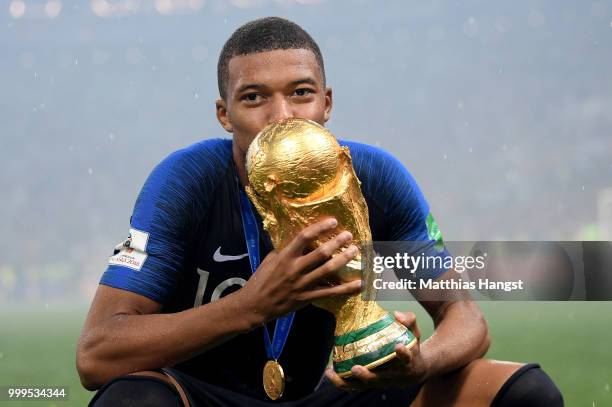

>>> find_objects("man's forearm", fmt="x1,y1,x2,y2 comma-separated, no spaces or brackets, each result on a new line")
77,289,263,390
419,300,490,380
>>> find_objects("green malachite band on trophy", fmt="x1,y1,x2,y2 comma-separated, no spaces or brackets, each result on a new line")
333,332,412,374
334,314,396,346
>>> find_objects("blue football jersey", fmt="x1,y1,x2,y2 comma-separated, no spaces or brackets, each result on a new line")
100,138,449,400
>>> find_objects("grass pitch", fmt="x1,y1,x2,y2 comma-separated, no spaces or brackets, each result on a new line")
0,302,610,406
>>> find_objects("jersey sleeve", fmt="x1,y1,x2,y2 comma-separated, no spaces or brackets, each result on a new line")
100,139,231,303
344,141,450,281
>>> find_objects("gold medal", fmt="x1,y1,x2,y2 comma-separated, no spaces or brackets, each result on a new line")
263,360,285,400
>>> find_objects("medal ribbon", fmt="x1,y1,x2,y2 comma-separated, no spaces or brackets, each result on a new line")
238,183,295,361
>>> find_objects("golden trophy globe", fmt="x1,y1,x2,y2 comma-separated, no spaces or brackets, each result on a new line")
245,118,417,377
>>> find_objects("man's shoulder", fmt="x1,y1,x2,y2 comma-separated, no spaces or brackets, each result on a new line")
338,139,416,185
162,138,233,170
148,138,233,184
338,139,404,173
338,139,387,158
135,138,233,210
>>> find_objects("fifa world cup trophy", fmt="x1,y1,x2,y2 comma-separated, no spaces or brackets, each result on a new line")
245,118,417,378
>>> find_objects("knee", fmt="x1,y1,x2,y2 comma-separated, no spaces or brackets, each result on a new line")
88,375,183,407
492,364,564,407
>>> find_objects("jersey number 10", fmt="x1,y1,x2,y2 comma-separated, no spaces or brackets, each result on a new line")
193,269,247,307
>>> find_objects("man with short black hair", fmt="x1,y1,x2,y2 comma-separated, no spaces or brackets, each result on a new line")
78,17,563,406
217,17,326,100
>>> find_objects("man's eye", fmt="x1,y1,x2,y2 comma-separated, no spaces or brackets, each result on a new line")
242,93,261,102
294,88,313,97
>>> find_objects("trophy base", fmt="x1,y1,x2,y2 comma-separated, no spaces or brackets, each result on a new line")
332,313,417,378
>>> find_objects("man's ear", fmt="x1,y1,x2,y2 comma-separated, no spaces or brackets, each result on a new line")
216,98,234,133
323,87,333,123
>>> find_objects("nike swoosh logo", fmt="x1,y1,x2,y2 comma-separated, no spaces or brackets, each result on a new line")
213,246,249,262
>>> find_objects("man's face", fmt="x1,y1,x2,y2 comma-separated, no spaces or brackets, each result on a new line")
216,48,332,159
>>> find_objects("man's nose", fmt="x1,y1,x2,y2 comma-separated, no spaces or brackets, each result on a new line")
269,97,293,123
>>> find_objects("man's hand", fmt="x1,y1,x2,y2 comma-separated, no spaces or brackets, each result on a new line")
324,311,430,391
238,218,362,324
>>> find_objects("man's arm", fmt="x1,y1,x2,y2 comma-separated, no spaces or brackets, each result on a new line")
416,270,491,379
77,285,257,390
77,219,361,390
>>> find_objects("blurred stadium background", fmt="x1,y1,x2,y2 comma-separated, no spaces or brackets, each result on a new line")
0,0,611,405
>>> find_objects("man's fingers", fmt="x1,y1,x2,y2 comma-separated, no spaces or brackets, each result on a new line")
285,218,338,257
324,368,352,390
297,231,353,271
301,279,361,301
393,310,416,327
394,311,421,340
300,245,359,287
350,365,377,383
394,343,414,364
